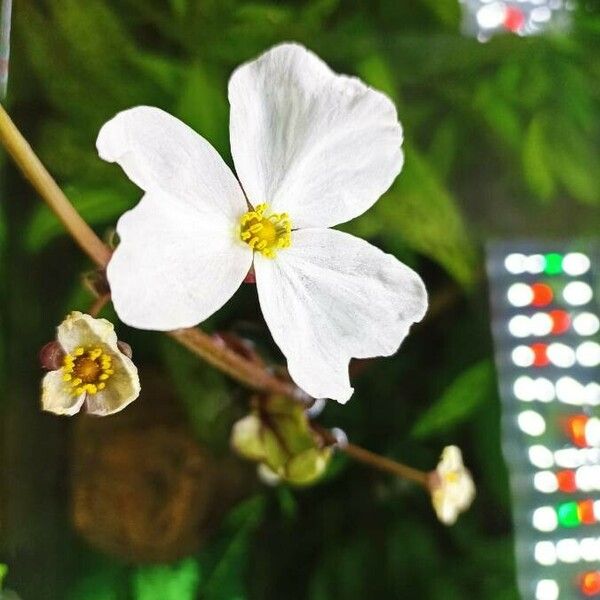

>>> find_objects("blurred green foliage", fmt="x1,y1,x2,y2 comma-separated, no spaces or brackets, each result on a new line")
3,0,600,598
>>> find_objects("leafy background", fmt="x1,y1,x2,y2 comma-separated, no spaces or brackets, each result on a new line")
2,0,600,598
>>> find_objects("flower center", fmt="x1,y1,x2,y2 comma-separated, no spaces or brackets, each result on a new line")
239,203,291,259
62,346,114,396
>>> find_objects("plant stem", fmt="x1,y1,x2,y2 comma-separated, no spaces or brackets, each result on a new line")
0,104,111,266
88,293,111,318
315,425,429,487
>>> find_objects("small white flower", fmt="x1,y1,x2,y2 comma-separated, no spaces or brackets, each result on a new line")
97,43,428,403
430,446,476,525
41,312,140,416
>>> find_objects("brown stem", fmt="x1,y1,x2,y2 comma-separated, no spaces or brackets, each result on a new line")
0,104,111,266
315,425,429,487
88,293,111,318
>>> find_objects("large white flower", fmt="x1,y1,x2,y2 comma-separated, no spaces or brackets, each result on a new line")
97,43,427,403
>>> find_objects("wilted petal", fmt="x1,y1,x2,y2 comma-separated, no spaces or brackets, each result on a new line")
41,370,85,416
57,311,119,354
254,229,427,402
229,43,403,228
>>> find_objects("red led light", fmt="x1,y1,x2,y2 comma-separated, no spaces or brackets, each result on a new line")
567,415,589,448
579,500,596,525
550,310,571,335
504,6,525,32
557,470,577,493
531,343,549,367
531,283,553,307
581,571,600,597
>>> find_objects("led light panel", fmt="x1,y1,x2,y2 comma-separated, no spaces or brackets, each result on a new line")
488,241,600,599
460,0,575,42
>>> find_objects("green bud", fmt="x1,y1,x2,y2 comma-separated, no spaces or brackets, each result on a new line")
230,396,332,486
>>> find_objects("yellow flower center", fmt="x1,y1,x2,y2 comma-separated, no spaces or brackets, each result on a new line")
239,203,291,259
62,346,114,396
445,471,460,484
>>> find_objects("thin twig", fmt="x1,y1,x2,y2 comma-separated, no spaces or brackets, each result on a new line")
315,425,429,487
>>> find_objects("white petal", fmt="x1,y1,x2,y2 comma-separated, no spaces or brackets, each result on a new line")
84,351,141,416
57,311,119,354
41,370,85,416
254,229,427,402
97,106,247,223
229,43,403,228
107,192,252,330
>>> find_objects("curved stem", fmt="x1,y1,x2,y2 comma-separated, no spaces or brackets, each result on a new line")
0,104,111,266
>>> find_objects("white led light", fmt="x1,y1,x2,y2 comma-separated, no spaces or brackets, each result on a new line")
512,345,535,367
555,377,584,405
476,3,506,29
526,254,546,274
534,542,557,566
514,376,535,401
555,448,583,468
585,383,600,406
504,253,527,274
534,471,558,493
547,343,575,368
532,506,558,532
576,342,600,368
508,283,533,307
573,312,600,336
575,466,597,492
508,315,531,338
531,6,552,22
518,410,546,436
563,281,593,306
535,579,559,600
562,252,591,276
534,378,555,403
585,418,600,447
594,501,600,521
556,538,580,563
529,445,554,469
530,312,553,337
579,538,600,562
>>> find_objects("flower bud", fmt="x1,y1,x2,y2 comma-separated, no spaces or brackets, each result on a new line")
39,341,65,371
231,395,332,486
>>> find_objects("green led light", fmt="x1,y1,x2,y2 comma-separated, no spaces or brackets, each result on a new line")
544,253,563,275
558,501,580,527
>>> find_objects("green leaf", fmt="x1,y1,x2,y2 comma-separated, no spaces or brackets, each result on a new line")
522,115,556,202
132,558,201,600
160,338,232,449
199,496,265,600
412,360,495,439
25,186,136,252
356,54,398,102
174,63,229,156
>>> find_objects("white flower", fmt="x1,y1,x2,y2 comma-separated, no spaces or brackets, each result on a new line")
430,446,476,525
41,312,140,416
97,43,428,404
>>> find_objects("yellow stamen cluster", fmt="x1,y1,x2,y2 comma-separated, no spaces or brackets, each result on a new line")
62,346,114,396
239,203,291,259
